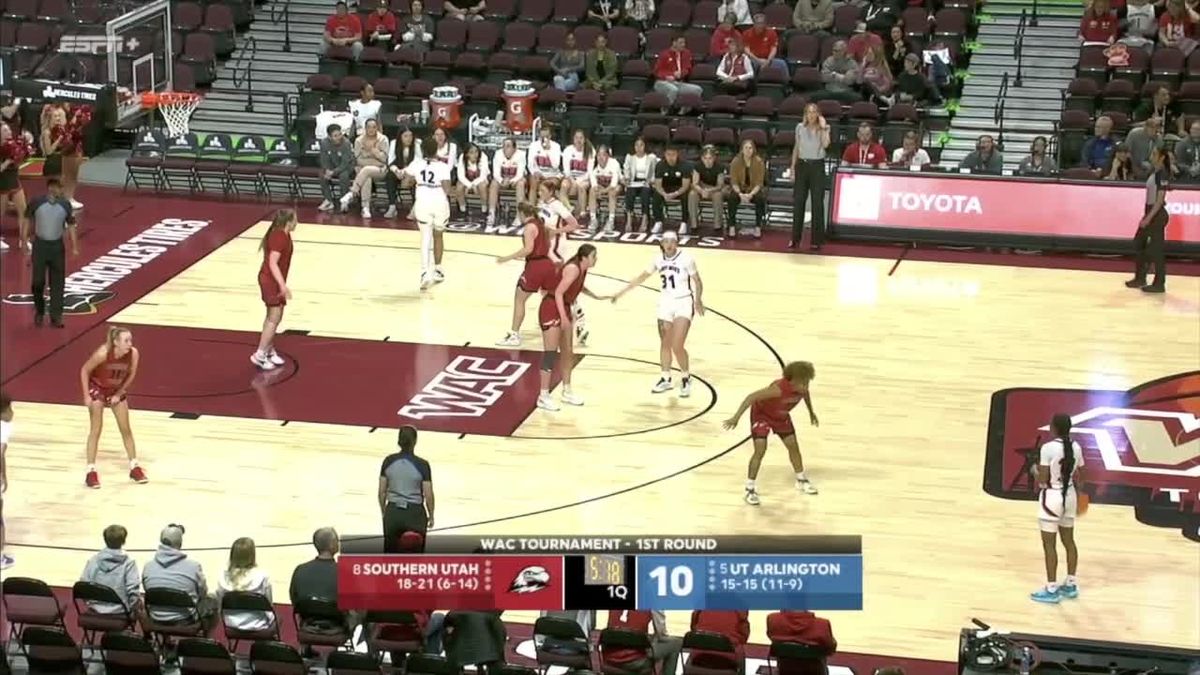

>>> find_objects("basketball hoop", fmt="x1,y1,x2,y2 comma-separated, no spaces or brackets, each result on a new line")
141,91,203,137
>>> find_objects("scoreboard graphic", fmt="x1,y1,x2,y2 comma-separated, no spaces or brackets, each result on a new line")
338,536,863,611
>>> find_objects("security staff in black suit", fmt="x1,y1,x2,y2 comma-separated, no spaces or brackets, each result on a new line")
1127,147,1169,293
651,146,692,231
26,179,79,327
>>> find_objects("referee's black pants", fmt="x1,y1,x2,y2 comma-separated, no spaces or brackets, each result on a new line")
792,159,826,248
31,238,66,321
382,502,428,553
1132,209,1168,286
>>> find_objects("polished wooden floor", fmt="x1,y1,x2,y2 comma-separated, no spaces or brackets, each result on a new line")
4,221,1198,660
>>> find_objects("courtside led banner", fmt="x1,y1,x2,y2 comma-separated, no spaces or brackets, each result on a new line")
832,170,1200,247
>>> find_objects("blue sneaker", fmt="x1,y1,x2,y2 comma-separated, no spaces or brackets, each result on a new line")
1030,588,1060,603
1058,584,1079,599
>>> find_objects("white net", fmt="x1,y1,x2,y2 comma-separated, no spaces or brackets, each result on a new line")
159,94,202,136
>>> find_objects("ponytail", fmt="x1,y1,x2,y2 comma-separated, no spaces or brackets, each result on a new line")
567,243,597,267
106,325,130,350
259,209,295,251
1051,413,1074,500
398,425,418,453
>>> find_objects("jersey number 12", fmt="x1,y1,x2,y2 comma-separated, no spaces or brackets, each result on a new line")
421,169,436,185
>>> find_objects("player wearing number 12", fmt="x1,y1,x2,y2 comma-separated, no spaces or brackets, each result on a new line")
405,138,454,290
611,230,704,397
723,361,820,504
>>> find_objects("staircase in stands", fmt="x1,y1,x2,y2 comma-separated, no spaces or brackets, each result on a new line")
188,0,328,137
940,0,1081,171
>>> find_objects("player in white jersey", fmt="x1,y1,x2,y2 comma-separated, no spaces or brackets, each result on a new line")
589,144,623,233
1,391,12,570
560,130,595,219
612,230,704,396
404,137,454,290
1031,413,1087,604
487,138,526,226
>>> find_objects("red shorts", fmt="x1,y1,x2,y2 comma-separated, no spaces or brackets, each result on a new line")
518,258,558,293
88,385,126,406
538,295,568,331
750,414,795,439
259,276,287,307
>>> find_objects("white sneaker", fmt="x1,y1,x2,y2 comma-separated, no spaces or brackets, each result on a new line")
496,332,521,347
679,222,689,235
339,191,354,208
384,205,398,218
797,479,819,495
250,352,277,370
0,239,8,252
70,199,84,209
361,205,372,218
0,553,13,570
651,221,663,234
267,350,285,366
318,199,335,212
651,377,673,393
561,390,584,406
420,273,433,290
537,393,561,411
486,211,496,226
744,489,761,506
680,377,692,398
433,268,445,283
605,215,615,232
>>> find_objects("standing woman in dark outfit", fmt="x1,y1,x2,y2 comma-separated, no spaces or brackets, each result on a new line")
378,425,435,553
790,103,831,251
1126,147,1169,293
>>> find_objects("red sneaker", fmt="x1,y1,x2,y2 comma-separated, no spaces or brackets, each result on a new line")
85,470,100,489
129,466,148,484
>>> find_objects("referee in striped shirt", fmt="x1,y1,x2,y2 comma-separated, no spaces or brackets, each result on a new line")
26,179,79,327
378,425,435,553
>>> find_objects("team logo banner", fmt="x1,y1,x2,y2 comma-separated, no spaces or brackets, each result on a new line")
984,372,1200,542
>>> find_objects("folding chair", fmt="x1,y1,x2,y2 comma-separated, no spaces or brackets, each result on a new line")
533,616,592,673
177,638,237,675
767,641,827,675
328,651,384,675
598,628,655,675
2,577,67,648
20,627,85,675
292,596,351,655
364,610,423,664
124,128,166,191
101,631,163,675
681,631,739,675
405,654,461,675
72,580,136,646
249,641,306,675
219,590,279,654
141,587,208,649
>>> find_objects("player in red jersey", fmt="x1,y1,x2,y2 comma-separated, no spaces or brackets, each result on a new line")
80,326,147,489
251,210,298,371
496,180,581,348
536,244,608,411
723,361,819,504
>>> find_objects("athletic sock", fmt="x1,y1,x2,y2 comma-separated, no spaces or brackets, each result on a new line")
661,371,671,380
129,459,139,469
87,464,96,472
796,471,807,481
1065,575,1077,586
745,479,756,491
539,389,549,397
681,372,690,380
1047,582,1060,592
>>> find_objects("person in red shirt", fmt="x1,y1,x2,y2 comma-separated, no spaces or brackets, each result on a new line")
1079,0,1117,43
601,610,682,675
846,23,882,61
252,209,298,371
723,360,820,504
322,1,364,59
1158,0,1198,53
365,0,398,48
653,36,704,113
841,122,888,168
741,12,788,74
711,13,741,59
689,610,751,668
766,611,837,675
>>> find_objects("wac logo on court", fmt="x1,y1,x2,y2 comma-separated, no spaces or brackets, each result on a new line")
984,371,1200,543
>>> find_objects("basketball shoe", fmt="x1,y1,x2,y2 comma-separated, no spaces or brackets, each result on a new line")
1058,583,1079,599
130,466,149,483
561,389,584,406
680,377,692,397
266,349,285,366
744,489,761,506
1030,586,1061,604
651,377,673,393
537,392,560,411
796,478,818,494
0,553,13,570
497,331,521,347
85,470,100,489
251,352,277,370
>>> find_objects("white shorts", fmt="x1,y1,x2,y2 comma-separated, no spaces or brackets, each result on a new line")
413,198,450,232
1038,488,1078,532
657,296,694,323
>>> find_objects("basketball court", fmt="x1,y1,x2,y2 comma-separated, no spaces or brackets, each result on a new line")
1,188,1197,663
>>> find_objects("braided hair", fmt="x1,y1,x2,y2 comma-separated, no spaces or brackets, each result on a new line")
1051,413,1074,500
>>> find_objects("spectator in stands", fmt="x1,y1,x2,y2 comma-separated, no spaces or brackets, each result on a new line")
717,40,756,94
727,139,768,237
588,0,622,29
816,39,861,102
624,0,656,31
341,118,389,218
890,130,931,169
894,53,933,104
652,146,692,232
712,14,742,59
399,0,435,52
690,145,728,235
80,524,140,614
742,12,789,74
1104,143,1135,180
1080,0,1119,44
365,0,397,49
794,0,834,34
445,611,508,670
602,609,683,675
1018,136,1058,175
589,144,623,231
289,528,347,641
625,137,658,232
860,45,894,103
1127,115,1164,176
456,143,491,214
1120,0,1158,50
552,32,588,92
847,22,883,60
350,83,381,136
143,523,215,625
385,127,419,218
765,610,837,672
445,0,486,20
215,537,275,633
885,25,914,76
1159,0,1198,55
842,123,888,168
958,135,1003,174
1079,115,1116,175
1173,119,1200,180
318,125,355,212
321,1,364,59
717,0,753,26
584,33,620,91
1134,85,1185,138
653,36,704,113
689,611,751,666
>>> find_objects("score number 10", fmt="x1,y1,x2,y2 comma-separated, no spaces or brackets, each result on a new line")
638,558,705,610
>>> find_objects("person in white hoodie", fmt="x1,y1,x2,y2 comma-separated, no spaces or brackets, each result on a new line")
80,524,141,614
142,523,215,625
216,537,275,632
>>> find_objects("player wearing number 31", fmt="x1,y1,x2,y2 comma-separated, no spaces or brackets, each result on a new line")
612,230,704,397
406,137,455,290
723,361,819,505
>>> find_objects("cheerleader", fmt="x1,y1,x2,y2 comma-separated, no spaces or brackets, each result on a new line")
454,143,490,215
41,104,90,209
560,129,594,219
589,145,623,233
0,122,31,253
526,124,562,202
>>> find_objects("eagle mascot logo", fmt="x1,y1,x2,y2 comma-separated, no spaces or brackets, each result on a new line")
508,565,550,594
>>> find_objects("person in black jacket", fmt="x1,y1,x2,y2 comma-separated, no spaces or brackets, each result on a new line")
384,127,419,218
1126,147,1170,293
